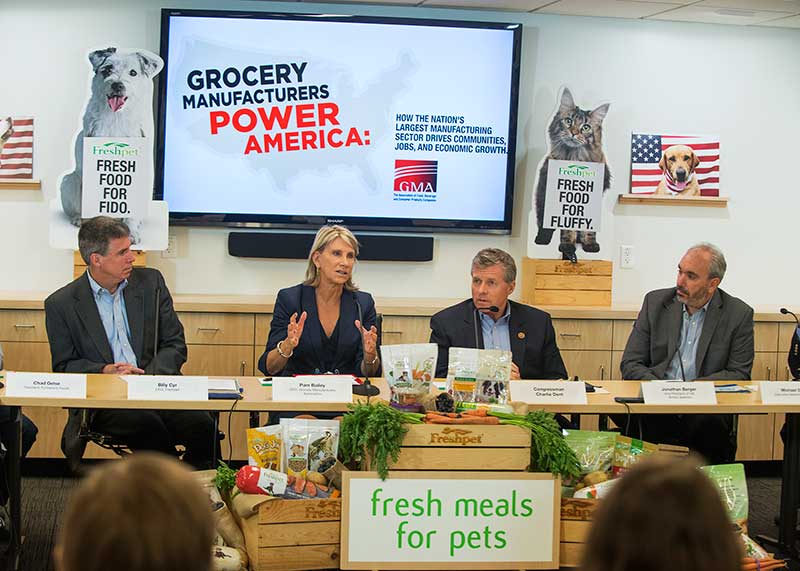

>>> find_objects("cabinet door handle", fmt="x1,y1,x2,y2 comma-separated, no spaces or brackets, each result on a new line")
197,327,221,332
767,366,772,381
383,331,403,335
559,333,582,338
240,361,246,376
600,365,605,380
14,324,35,329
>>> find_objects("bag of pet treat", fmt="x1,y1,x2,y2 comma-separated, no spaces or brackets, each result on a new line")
446,348,512,404
380,343,437,411
280,419,310,478
246,425,282,470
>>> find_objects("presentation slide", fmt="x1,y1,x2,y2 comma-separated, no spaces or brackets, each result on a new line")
159,13,519,226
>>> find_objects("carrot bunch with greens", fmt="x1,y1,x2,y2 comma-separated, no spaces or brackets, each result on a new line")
742,557,787,570
339,402,424,480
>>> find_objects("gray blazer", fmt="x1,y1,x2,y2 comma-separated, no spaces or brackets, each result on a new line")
620,287,754,381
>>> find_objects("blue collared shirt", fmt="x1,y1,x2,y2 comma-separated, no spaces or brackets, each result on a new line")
86,272,138,366
666,300,710,381
480,303,512,351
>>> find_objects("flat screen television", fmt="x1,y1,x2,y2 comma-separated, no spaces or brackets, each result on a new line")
155,8,522,233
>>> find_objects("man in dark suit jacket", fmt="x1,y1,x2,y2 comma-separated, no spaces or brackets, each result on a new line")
430,248,567,380
45,217,217,471
620,243,754,464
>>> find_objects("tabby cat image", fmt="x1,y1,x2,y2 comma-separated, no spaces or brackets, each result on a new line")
534,88,611,259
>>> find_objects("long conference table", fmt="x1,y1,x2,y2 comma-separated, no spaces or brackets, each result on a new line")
1,375,799,569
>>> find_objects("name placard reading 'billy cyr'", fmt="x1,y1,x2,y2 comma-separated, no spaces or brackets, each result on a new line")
510,380,588,404
6,372,87,399
81,137,150,219
641,381,717,405
760,382,800,404
124,375,208,401
272,376,353,403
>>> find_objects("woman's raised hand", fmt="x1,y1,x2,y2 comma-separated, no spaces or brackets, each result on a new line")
355,319,378,360
285,311,308,350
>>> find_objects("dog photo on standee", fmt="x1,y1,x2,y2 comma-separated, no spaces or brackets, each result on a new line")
629,133,720,197
50,46,168,250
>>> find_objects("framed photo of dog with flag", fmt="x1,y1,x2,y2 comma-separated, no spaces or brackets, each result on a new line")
0,117,34,179
629,133,720,197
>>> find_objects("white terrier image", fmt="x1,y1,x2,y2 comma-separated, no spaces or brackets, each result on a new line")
0,118,13,153
60,47,163,243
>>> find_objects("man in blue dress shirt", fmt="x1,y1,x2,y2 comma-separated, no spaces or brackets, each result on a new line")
44,217,217,471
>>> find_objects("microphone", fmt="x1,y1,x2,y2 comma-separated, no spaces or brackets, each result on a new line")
352,293,380,398
472,304,499,348
781,308,800,380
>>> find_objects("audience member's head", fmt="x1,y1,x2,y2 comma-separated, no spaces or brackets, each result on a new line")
580,455,741,571
56,453,214,571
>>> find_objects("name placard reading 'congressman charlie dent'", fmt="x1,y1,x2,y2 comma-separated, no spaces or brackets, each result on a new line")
542,159,604,232
641,381,717,405
6,372,87,399
124,375,208,401
510,380,587,405
341,471,560,570
760,381,800,404
272,376,353,403
81,137,149,219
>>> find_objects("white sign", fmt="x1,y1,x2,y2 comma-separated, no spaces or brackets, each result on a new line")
341,472,559,569
81,137,150,218
125,375,208,401
6,372,87,399
760,382,800,404
542,159,604,231
272,376,353,403
510,380,588,405
641,381,717,405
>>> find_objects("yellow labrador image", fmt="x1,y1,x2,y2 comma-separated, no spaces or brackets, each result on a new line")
655,144,700,196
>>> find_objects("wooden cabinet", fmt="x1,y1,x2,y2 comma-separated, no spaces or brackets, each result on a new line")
736,353,777,461
0,310,48,342
381,316,431,345
552,319,612,351
180,312,255,345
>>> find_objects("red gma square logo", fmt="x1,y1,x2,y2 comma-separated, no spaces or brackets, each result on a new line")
394,160,437,193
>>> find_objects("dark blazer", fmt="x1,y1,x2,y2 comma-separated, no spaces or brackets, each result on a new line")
429,299,567,380
620,287,754,381
258,284,377,376
44,268,187,465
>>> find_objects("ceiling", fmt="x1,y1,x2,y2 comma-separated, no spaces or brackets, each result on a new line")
288,0,800,28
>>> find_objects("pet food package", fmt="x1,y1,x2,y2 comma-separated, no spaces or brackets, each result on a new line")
572,478,619,499
446,348,512,404
611,435,658,477
246,425,282,470
380,343,437,410
280,418,341,479
701,463,748,525
235,466,288,496
564,430,617,477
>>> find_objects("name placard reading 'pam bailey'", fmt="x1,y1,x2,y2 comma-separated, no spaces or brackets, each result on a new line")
641,381,717,405
271,376,353,403
6,372,87,399
124,375,208,401
341,471,560,570
760,381,800,404
510,380,587,405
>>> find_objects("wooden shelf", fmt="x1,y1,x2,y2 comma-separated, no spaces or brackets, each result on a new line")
618,193,728,208
0,179,41,190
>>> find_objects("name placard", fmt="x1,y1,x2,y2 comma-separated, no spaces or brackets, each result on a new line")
6,372,87,399
641,381,717,405
760,381,800,404
510,380,587,405
125,375,208,401
272,376,353,403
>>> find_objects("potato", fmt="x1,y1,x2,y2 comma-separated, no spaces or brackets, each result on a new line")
306,471,328,486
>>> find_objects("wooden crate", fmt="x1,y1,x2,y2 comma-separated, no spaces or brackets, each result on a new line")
241,498,342,571
380,424,532,471
72,250,147,279
521,258,612,307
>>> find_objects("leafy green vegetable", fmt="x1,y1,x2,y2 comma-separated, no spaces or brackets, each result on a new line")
490,409,581,480
213,460,238,495
339,402,424,480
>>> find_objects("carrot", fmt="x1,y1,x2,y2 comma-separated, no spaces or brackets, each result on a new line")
424,416,500,424
742,559,787,570
461,408,489,417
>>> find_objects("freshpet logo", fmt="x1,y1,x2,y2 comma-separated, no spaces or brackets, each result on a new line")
394,160,437,193
91,141,139,157
558,164,594,177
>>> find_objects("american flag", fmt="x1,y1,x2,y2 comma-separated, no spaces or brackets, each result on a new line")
0,117,34,179
630,133,719,196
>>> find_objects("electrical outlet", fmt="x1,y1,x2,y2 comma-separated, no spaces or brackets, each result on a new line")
161,234,177,258
620,245,634,269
